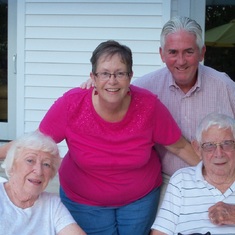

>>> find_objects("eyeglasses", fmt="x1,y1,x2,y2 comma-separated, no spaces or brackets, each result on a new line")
94,72,130,81
201,140,235,153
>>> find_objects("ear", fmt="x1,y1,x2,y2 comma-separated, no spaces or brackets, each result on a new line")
90,72,96,83
90,72,94,80
159,47,165,63
199,45,206,62
191,140,203,160
129,72,134,81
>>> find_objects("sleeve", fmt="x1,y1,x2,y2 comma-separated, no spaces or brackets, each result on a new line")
153,97,181,145
39,95,67,143
151,173,182,234
51,194,77,234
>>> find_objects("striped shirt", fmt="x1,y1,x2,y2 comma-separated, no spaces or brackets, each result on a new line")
151,162,235,234
133,64,235,176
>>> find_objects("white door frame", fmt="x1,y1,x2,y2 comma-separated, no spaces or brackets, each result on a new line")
0,0,17,140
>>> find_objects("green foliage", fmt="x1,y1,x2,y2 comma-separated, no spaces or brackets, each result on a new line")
204,5,235,81
0,3,7,52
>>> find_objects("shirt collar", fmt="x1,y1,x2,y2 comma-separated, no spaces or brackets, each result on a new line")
195,161,204,181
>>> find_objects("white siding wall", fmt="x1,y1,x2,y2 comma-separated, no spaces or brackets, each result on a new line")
16,0,170,154
171,0,206,32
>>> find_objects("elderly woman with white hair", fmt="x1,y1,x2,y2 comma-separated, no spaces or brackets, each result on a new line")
151,113,235,235
0,131,86,235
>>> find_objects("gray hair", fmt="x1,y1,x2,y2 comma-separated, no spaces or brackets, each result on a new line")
195,113,235,143
3,131,60,178
160,16,204,52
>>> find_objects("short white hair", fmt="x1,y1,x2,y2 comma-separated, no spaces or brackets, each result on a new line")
195,113,235,143
2,131,60,178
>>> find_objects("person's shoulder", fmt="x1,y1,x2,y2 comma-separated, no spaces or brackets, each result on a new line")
0,177,7,183
134,67,168,82
64,87,90,96
130,84,159,101
170,165,196,183
39,191,61,203
132,67,170,94
61,87,92,104
201,64,234,84
0,182,5,193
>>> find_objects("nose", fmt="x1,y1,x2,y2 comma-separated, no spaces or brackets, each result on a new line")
177,53,186,65
33,162,43,175
108,74,118,84
214,144,224,158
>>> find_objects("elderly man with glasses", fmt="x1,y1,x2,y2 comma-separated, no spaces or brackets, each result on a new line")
151,113,235,235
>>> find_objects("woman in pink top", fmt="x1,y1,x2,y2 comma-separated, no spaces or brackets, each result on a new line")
39,40,199,235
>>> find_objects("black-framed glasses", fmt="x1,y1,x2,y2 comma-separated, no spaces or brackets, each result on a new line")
201,140,235,152
95,72,130,81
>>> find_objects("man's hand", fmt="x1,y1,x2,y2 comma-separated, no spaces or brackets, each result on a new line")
80,79,94,89
209,201,235,225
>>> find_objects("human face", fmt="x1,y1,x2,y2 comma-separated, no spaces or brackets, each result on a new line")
10,149,55,198
196,126,235,179
91,53,132,106
160,30,206,92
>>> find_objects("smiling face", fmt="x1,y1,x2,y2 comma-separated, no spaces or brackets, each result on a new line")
91,53,132,106
194,126,235,182
9,148,55,199
160,30,206,93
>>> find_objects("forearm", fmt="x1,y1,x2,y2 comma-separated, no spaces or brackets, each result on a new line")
165,136,200,166
58,223,87,235
150,229,167,235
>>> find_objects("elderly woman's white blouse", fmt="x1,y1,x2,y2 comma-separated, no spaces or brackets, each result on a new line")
0,183,76,235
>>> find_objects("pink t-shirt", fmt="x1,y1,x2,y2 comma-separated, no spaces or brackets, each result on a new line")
39,85,181,206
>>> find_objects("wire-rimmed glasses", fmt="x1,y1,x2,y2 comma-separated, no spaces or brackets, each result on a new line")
201,140,235,152
94,72,130,81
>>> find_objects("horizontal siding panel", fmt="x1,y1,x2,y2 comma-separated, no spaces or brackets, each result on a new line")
25,86,70,99
26,15,162,28
25,110,47,122
25,27,161,41
134,53,161,66
26,2,162,15
25,63,90,76
25,39,107,51
58,146,68,158
25,62,159,78
25,121,41,132
26,0,162,3
25,51,91,64
25,39,160,53
25,98,56,110
25,51,160,66
132,64,161,77
25,75,84,87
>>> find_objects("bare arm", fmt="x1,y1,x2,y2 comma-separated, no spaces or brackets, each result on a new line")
0,141,13,161
165,136,200,166
150,229,167,235
58,223,86,235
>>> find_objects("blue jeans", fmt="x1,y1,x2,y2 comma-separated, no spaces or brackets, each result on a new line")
60,187,160,235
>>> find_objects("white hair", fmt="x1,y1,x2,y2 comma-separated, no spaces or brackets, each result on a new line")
2,131,60,178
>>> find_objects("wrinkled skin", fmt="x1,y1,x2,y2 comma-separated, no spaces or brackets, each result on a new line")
209,201,235,225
